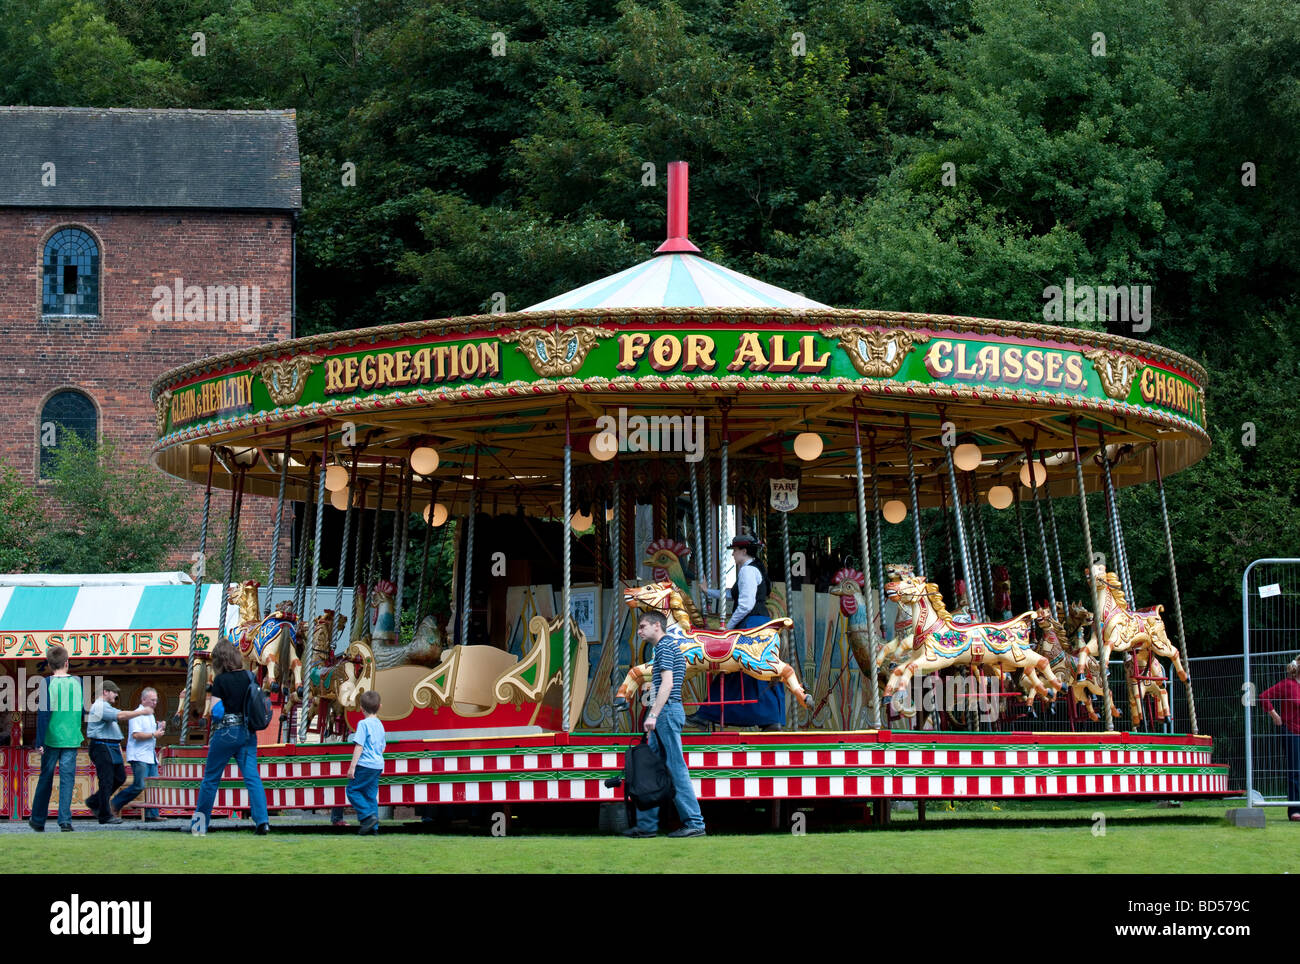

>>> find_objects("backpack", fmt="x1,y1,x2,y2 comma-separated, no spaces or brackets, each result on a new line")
623,734,675,812
243,671,274,732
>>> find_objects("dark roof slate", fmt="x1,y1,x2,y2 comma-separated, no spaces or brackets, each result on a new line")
0,107,301,210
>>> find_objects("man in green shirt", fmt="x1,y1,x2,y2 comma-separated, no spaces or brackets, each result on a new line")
29,645,84,832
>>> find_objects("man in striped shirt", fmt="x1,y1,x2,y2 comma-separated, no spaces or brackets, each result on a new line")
623,610,707,838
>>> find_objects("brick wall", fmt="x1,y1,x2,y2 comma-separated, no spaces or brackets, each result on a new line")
0,208,295,570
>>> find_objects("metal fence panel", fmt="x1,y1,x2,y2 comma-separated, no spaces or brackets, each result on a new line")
1243,559,1300,808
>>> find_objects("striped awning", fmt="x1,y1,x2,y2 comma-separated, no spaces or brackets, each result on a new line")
523,252,831,312
0,583,234,660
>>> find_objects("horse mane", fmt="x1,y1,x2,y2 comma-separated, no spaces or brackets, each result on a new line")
1101,573,1129,609
923,582,954,622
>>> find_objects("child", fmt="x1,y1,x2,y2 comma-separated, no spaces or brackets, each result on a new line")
346,691,386,835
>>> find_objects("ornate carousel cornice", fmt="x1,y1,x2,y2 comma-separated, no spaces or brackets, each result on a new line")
150,306,1209,403
151,368,1209,457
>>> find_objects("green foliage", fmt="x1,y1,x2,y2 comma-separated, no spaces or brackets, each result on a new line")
0,463,45,573
30,434,191,573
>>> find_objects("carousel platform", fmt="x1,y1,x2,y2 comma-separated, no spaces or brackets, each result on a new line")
147,729,1229,813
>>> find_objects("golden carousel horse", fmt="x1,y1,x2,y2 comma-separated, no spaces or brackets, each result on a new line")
303,610,351,738
883,572,1062,699
1084,567,1187,676
227,580,302,693
1125,647,1172,728
613,581,813,711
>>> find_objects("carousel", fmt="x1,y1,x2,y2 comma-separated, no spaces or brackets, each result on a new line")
144,163,1227,820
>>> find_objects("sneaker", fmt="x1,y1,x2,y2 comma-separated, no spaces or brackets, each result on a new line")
28,822,44,833
189,814,206,836
145,816,167,823
58,824,74,832
621,828,656,838
254,823,270,836
358,815,379,835
667,826,706,838
101,816,124,825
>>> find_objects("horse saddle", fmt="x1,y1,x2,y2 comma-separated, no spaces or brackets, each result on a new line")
689,618,790,661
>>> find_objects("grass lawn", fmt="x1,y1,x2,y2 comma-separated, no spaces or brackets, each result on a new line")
2,800,1294,874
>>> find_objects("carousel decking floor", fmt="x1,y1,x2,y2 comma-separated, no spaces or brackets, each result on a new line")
148,729,1229,813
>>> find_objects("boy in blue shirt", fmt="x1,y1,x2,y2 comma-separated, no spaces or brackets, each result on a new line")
346,691,386,835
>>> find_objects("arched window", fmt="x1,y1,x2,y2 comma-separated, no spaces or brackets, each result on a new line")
39,390,97,478
42,228,100,317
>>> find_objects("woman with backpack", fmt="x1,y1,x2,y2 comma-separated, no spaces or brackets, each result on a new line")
191,639,271,836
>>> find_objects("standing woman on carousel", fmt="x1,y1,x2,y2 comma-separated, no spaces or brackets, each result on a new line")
691,534,785,730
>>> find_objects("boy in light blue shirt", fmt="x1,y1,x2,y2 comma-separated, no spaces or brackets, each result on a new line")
346,691,386,835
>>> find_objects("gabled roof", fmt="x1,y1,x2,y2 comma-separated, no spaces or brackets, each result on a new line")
0,107,301,210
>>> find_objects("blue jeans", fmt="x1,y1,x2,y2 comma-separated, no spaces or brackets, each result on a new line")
194,724,269,827
29,746,78,828
111,760,158,817
347,765,382,821
636,703,706,833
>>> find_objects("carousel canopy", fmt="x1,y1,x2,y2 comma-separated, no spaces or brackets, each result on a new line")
146,162,1209,516
523,252,830,312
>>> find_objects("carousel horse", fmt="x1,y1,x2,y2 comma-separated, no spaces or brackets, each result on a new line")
303,610,350,738
882,572,1061,699
1125,647,1171,728
1083,567,1188,684
1060,601,1117,721
613,581,813,710
227,580,302,693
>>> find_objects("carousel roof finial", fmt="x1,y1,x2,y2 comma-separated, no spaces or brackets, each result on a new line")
655,160,701,254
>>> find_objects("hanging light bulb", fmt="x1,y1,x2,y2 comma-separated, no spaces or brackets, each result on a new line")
324,464,349,492
329,486,351,511
883,500,907,524
953,442,982,472
1019,460,1046,488
410,446,439,476
794,432,823,461
589,431,618,461
422,502,449,527
987,485,1013,510
570,509,593,531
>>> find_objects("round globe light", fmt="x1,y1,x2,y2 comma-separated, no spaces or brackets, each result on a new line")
324,464,349,492
410,446,439,476
589,432,618,462
793,432,823,461
329,486,351,511
570,510,593,531
422,502,449,527
883,500,907,524
987,485,1014,510
1019,460,1046,488
953,443,982,472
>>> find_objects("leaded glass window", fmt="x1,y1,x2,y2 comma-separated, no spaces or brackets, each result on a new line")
42,228,100,316
39,390,97,478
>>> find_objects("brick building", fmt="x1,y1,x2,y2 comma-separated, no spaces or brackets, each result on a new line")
0,106,301,566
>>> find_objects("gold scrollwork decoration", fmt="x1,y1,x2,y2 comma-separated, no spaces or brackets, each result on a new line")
254,354,322,407
823,327,929,377
1082,348,1141,401
499,326,614,377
